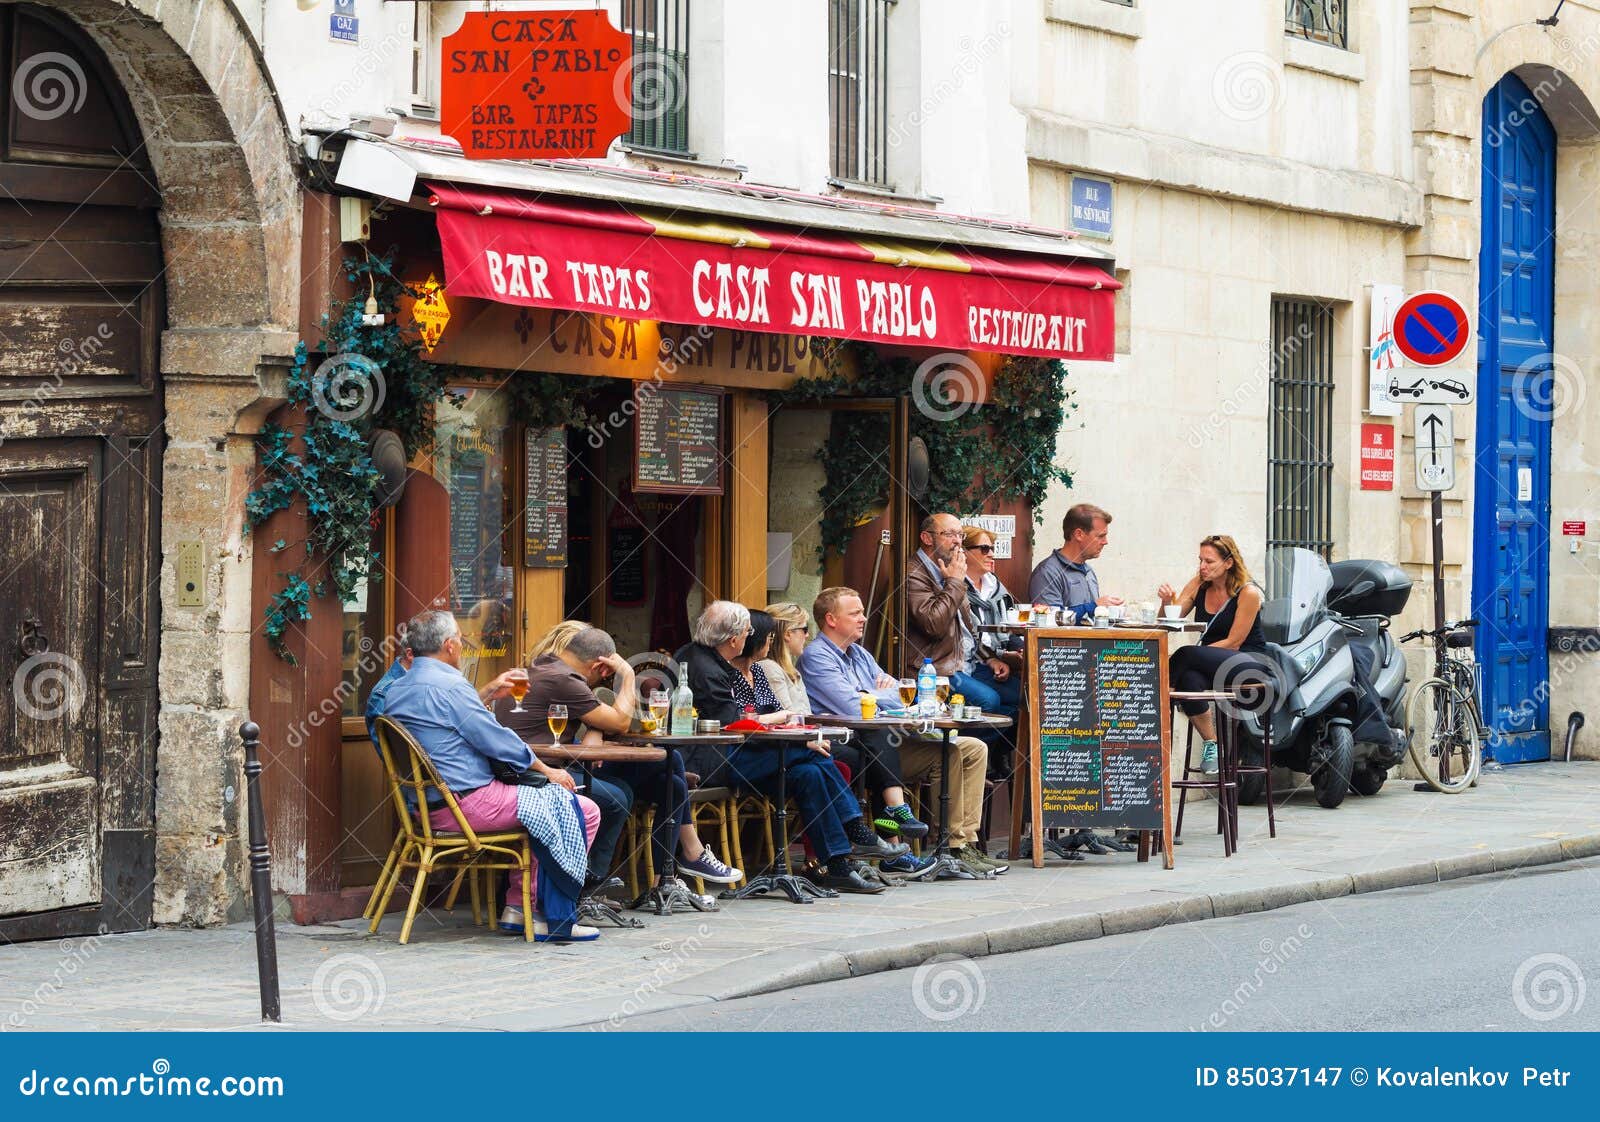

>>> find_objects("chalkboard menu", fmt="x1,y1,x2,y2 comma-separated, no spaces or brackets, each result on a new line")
634,384,724,495
448,464,485,611
607,522,647,606
522,427,568,568
1026,628,1172,867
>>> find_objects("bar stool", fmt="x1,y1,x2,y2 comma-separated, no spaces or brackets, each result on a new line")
1169,689,1241,856
1231,682,1276,839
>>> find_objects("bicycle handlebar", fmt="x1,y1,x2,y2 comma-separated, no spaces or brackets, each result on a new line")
1398,618,1478,643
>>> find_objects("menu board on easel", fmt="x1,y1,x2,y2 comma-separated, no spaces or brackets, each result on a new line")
634,384,724,495
522,426,568,568
1026,628,1173,868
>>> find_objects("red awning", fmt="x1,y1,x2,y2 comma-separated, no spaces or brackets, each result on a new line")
427,182,1119,361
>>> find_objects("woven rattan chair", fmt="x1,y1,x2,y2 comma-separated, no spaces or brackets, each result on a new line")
365,716,535,944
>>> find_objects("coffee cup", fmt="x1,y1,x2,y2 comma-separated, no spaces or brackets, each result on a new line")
1162,604,1183,621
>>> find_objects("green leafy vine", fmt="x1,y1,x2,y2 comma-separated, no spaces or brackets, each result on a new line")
771,340,1076,564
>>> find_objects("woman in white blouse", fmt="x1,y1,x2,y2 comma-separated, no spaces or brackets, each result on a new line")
756,601,813,715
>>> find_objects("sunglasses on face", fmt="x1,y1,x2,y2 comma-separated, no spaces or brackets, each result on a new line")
969,544,995,554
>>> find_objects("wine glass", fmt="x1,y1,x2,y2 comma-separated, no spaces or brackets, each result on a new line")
508,669,529,714
897,678,917,708
547,703,568,742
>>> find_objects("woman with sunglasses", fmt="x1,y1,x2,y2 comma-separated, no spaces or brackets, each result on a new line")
758,601,813,715
1157,533,1274,776
956,525,1022,717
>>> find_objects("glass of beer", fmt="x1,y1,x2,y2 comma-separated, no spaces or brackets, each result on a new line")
648,689,669,730
508,669,529,713
1016,604,1031,624
547,703,568,742
935,677,951,707
898,678,918,708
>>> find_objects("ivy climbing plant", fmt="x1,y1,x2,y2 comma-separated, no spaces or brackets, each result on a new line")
770,340,1076,564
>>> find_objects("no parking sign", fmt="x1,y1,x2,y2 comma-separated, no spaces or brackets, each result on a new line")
1393,290,1472,367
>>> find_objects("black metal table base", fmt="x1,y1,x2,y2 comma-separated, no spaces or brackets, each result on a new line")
580,895,646,928
722,871,837,903
633,876,719,916
929,852,986,880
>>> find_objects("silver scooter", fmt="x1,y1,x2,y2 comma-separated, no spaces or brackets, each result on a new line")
1236,548,1363,809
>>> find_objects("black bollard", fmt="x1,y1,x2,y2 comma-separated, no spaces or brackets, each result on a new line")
239,721,282,1023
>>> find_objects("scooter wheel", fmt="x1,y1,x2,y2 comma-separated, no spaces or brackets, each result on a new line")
1350,764,1387,797
1311,725,1354,808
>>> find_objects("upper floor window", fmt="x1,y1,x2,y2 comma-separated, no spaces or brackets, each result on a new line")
828,0,894,188
408,3,432,110
621,0,691,155
1286,1,1347,50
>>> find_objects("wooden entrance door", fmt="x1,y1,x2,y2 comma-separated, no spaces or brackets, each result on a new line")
0,5,164,940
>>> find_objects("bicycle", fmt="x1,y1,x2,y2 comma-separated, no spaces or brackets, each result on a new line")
1398,618,1489,793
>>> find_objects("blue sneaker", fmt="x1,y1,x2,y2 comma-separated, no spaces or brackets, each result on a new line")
882,802,930,839
880,851,939,880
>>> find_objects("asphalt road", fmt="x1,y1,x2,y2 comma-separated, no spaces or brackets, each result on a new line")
589,857,1600,1032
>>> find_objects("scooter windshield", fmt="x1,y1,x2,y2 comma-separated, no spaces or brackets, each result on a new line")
1260,547,1332,644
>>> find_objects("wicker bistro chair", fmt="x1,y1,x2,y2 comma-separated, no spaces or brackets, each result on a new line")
366,716,535,944
620,785,748,894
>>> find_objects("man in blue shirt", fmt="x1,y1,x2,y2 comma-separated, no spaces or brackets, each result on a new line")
800,587,1003,877
1028,502,1123,619
380,610,601,941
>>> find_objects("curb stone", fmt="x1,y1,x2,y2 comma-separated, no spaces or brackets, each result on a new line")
616,832,1600,1022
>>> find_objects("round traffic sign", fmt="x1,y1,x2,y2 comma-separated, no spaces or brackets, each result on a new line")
1393,290,1472,367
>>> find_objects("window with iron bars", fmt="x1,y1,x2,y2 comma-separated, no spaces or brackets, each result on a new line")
1286,0,1348,50
621,0,691,155
1266,298,1336,587
829,0,894,188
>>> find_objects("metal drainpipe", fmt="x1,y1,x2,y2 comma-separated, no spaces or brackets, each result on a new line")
1565,712,1585,763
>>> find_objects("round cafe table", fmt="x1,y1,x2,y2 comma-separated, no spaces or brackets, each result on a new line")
811,712,1013,880
610,731,741,915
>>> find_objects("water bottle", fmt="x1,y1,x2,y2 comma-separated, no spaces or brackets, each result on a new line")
670,662,695,736
916,657,937,717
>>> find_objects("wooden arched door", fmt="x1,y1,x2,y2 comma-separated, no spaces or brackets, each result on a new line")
0,4,164,940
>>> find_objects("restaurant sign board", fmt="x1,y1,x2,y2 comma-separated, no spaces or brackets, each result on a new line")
634,383,724,495
1024,629,1173,869
440,11,633,160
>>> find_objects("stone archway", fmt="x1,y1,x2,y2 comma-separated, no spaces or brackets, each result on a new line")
48,0,302,925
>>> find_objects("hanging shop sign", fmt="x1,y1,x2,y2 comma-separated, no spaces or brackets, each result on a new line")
440,10,633,160
411,274,451,351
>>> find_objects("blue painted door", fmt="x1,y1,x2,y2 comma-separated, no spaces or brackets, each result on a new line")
1473,74,1553,762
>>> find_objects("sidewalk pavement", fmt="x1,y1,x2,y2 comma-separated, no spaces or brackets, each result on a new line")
4,763,1599,1032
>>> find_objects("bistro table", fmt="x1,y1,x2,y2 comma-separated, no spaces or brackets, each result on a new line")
980,620,1204,864
612,731,742,915
812,712,1013,881
721,726,854,904
529,739,667,928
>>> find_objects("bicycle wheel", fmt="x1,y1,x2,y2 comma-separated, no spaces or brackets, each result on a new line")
1406,677,1480,793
